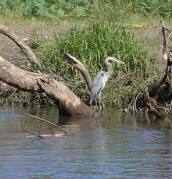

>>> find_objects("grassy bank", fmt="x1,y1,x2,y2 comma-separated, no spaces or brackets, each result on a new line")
0,1,170,109
1,21,158,109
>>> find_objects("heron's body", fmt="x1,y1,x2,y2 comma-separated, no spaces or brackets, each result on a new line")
89,57,124,106
89,70,110,104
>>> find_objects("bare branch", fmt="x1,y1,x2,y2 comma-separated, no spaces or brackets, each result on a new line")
64,53,92,91
160,19,172,83
0,25,40,66
160,18,168,60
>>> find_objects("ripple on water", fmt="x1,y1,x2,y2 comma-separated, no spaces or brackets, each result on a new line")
0,108,172,179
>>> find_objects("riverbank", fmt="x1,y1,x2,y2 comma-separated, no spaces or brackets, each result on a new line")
0,4,171,112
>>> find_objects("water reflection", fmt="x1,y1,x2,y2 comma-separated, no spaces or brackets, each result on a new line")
0,106,172,179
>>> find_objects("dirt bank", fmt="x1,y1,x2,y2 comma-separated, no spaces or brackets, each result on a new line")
0,18,72,65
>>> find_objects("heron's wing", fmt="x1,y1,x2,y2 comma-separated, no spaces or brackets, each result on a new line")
92,71,104,86
89,71,106,104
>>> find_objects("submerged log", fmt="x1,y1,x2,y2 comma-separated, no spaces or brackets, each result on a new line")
0,56,94,117
146,97,166,121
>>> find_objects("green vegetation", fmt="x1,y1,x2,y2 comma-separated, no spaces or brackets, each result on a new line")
1,0,172,18
0,0,91,17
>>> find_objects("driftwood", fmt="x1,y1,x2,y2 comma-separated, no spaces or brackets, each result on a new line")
146,97,166,121
0,25,94,117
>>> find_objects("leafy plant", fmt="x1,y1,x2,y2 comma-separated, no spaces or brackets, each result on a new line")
23,0,49,17
0,0,92,17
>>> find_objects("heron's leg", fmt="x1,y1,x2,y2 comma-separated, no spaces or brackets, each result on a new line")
95,98,98,110
97,93,102,111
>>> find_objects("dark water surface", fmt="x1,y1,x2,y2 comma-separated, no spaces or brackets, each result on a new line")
0,107,172,179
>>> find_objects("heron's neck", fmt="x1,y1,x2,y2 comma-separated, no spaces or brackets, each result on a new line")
105,61,113,77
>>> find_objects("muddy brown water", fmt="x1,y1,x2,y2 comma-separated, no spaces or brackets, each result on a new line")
0,106,172,179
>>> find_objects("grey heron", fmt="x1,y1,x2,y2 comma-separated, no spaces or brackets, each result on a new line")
89,56,124,107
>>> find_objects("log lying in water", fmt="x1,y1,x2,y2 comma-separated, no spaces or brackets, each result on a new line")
0,56,94,117
146,97,166,121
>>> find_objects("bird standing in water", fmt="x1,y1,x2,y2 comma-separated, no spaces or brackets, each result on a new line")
89,56,124,108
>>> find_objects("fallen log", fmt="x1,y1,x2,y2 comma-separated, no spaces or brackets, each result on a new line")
146,97,166,121
0,56,94,117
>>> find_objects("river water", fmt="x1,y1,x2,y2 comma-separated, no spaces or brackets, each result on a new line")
0,106,172,179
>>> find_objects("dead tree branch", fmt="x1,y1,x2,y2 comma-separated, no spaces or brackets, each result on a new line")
160,19,172,83
64,53,92,91
161,19,168,61
0,25,40,66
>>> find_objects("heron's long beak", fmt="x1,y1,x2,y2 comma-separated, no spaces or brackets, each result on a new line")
112,58,125,64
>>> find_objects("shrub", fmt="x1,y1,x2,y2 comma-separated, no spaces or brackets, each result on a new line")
1,0,172,17
22,0,49,17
